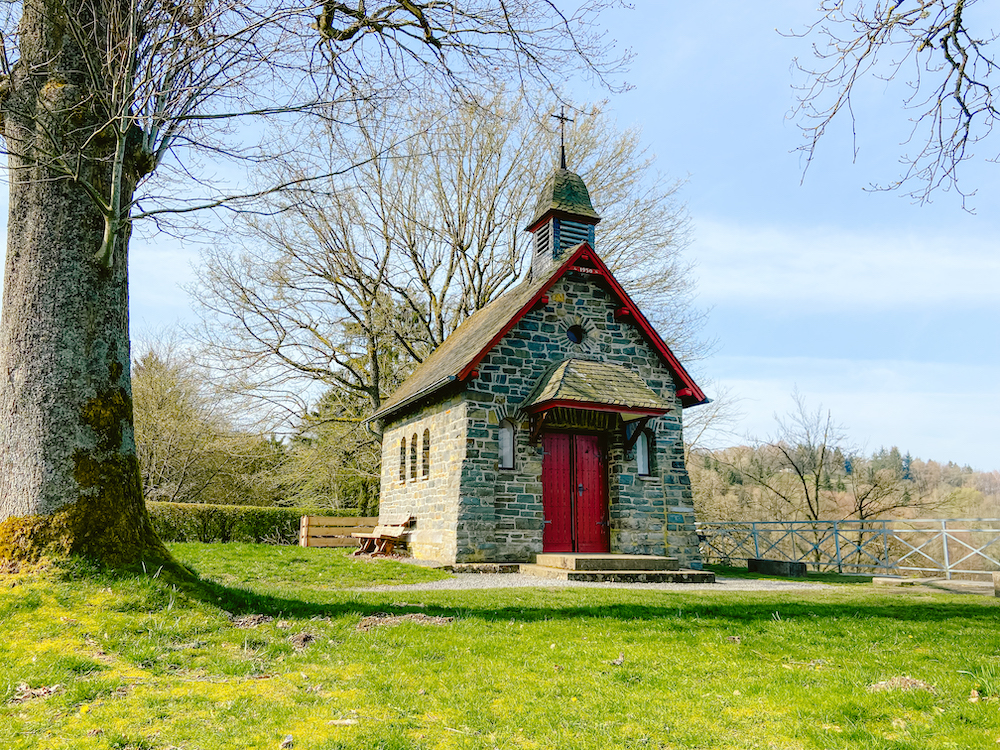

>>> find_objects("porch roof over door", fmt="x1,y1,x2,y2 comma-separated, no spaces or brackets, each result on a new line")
520,359,674,418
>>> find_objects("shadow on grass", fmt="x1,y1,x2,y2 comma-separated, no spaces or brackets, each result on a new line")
107,556,1000,632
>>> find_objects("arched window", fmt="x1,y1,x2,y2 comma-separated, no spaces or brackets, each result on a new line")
422,428,431,479
399,437,407,482
636,430,651,476
410,433,418,481
499,419,515,470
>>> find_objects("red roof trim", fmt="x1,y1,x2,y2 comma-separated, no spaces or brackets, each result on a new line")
456,243,708,407
525,399,671,417
582,249,708,407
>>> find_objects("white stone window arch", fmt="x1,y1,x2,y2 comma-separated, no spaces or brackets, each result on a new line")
499,419,516,470
636,430,652,477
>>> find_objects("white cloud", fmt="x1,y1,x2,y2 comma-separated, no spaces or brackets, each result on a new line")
691,218,1000,310
701,354,1000,471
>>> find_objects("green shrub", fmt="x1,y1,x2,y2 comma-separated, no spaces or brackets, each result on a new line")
147,502,364,544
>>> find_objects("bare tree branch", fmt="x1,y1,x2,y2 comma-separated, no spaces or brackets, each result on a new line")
793,0,999,205
190,92,700,435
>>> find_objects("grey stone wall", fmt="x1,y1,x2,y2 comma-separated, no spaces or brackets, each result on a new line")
611,414,700,567
377,268,704,567
377,396,467,562
453,392,500,562
461,270,703,567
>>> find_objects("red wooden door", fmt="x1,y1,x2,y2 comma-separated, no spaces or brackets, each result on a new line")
541,433,574,552
574,434,610,553
541,432,609,553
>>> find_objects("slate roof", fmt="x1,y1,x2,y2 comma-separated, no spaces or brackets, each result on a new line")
521,359,673,414
525,168,601,230
370,269,552,421
370,242,708,424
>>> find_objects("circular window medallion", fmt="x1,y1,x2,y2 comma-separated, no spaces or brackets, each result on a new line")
566,324,586,344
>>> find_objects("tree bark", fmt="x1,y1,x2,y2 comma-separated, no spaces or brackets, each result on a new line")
0,0,165,566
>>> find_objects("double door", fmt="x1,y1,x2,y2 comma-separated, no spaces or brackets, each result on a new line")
541,432,610,553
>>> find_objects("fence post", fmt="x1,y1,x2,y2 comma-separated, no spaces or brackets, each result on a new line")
833,521,842,573
752,522,760,559
941,519,951,579
881,521,891,574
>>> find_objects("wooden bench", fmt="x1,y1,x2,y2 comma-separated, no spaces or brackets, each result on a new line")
352,514,413,556
299,516,378,548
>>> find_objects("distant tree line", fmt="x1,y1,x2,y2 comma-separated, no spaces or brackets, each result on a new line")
691,394,995,523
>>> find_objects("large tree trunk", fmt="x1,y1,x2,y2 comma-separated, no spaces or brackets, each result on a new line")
0,0,165,565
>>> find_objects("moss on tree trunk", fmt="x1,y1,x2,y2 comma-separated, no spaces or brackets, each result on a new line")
0,0,167,567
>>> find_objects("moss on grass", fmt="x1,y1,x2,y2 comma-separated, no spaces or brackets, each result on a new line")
0,473,167,569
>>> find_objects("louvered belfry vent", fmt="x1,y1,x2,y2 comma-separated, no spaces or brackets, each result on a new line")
534,221,551,259
558,220,592,250
525,167,601,278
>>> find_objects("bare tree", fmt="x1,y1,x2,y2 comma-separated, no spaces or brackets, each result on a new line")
193,92,698,426
311,1,629,95
845,456,911,520
844,450,944,520
0,0,623,566
732,392,845,523
698,395,943,528
975,470,1000,496
700,393,846,565
683,382,743,454
134,347,224,504
132,339,285,506
280,389,381,513
795,0,999,204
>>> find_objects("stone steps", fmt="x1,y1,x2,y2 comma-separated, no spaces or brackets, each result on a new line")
521,553,715,584
520,564,715,583
535,553,680,571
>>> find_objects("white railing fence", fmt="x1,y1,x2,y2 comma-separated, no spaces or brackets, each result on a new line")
696,519,1000,579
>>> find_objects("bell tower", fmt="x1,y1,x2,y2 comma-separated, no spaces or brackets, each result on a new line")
524,167,601,278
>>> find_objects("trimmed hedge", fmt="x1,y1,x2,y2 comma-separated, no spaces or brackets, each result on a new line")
147,501,362,544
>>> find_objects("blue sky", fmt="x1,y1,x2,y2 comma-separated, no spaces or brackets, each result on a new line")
3,1,998,470
589,1,1000,470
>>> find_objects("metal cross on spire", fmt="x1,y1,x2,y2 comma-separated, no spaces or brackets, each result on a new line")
551,106,574,169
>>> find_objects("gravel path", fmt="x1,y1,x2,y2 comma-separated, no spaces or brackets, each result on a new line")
352,572,837,593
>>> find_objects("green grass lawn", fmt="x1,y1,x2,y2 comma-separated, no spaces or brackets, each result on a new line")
3,544,1000,750
169,542,453,591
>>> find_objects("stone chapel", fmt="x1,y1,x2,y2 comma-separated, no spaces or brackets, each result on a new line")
369,163,708,567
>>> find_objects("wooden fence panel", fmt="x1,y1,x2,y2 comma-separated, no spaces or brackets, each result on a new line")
299,516,379,548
